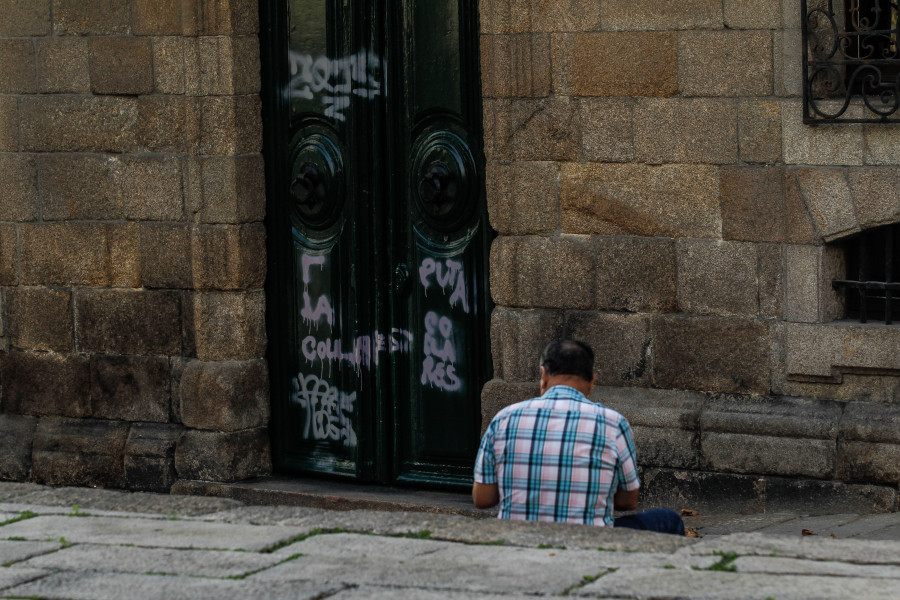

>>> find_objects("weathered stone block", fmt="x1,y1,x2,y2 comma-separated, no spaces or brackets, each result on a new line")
653,316,771,394
179,359,269,431
193,291,266,361
175,426,271,482
784,245,821,324
783,99,864,166
75,289,183,356
32,417,129,487
490,307,563,382
138,96,188,152
484,97,580,162
639,468,764,515
20,223,138,287
118,155,184,221
194,0,259,35
140,223,192,289
0,97,17,152
559,163,720,238
758,243,784,319
774,29,803,97
36,37,90,94
702,394,841,439
864,122,900,165
0,40,37,94
53,0,131,35
790,167,859,241
191,224,266,291
125,423,183,492
677,239,759,317
782,169,823,244
848,167,900,229
764,477,896,514
152,36,186,94
602,0,723,30
20,96,138,153
185,36,261,96
7,287,72,352
480,0,602,33
133,0,183,35
552,32,677,97
39,154,122,220
0,351,90,417
481,34,550,98
89,37,154,95
579,98,634,163
701,432,835,478
563,312,652,387
90,355,171,422
721,166,786,243
631,426,699,470
840,402,900,444
678,31,773,97
838,441,900,484
480,379,538,433
187,155,267,224
198,96,262,155
486,162,559,235
738,100,783,164
0,414,37,480
0,153,39,222
596,385,704,429
595,236,675,312
0,224,17,285
634,98,737,164
0,0,51,35
490,236,594,309
786,323,900,380
724,0,782,28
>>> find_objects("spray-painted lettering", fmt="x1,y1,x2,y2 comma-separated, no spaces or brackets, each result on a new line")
421,310,461,392
301,329,413,370
419,257,469,313
286,50,385,122
290,373,357,448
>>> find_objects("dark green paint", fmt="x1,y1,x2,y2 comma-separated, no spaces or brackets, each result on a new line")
261,0,491,487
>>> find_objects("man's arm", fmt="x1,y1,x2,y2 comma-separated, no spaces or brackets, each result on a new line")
613,487,639,511
472,482,499,509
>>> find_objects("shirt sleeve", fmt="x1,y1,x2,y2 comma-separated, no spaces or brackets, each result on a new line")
614,416,641,492
473,420,497,484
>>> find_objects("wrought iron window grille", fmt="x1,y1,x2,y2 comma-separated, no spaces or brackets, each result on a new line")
832,224,900,324
803,0,900,122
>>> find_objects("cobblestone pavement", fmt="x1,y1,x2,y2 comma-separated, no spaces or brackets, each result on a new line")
1,482,899,599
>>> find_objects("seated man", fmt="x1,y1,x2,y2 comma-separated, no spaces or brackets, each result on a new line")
473,339,684,535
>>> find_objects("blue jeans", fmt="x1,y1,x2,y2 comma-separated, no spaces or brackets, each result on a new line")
614,508,685,535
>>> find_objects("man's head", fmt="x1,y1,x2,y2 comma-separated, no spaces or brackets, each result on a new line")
539,340,596,394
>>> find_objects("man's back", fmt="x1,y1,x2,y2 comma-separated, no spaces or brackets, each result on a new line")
474,385,640,526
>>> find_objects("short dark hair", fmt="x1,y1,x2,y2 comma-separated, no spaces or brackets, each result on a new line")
539,340,595,382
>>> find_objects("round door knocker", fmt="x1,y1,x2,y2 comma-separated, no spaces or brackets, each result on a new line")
409,127,478,233
287,129,345,230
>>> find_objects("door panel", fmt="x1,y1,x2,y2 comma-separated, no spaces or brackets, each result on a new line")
264,0,490,487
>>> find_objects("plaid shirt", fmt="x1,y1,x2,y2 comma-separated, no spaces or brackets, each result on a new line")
474,385,640,527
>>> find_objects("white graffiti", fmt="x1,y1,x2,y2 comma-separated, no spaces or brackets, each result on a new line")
286,50,385,122
302,329,413,370
421,311,461,392
290,373,358,448
301,254,334,326
419,258,469,313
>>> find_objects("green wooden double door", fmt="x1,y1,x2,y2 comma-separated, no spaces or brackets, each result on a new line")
262,0,492,486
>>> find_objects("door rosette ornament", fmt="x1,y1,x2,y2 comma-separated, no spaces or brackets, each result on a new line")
410,128,478,233
288,129,345,229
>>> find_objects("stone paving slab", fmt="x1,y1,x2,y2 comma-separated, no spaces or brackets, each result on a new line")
682,512,797,536
573,567,900,599
679,532,900,564
752,513,861,537
0,540,60,565
734,555,900,578
0,515,306,552
328,586,545,600
188,505,332,525
11,488,243,516
0,567,51,592
0,515,17,525
0,483,44,503
823,512,900,539
0,502,192,521
19,543,289,578
2,572,343,600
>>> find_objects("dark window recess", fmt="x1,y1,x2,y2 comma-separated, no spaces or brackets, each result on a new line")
833,224,900,324
803,0,900,122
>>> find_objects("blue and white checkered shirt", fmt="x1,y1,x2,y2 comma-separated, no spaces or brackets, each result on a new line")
474,385,640,526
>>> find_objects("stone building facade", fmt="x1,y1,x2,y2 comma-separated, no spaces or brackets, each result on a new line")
0,0,898,510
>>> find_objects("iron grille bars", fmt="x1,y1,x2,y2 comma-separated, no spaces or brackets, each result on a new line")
833,225,899,323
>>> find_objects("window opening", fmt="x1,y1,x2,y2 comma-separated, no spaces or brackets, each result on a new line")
803,0,900,122
832,223,900,323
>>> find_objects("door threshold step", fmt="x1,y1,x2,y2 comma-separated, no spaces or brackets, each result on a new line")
171,476,490,518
